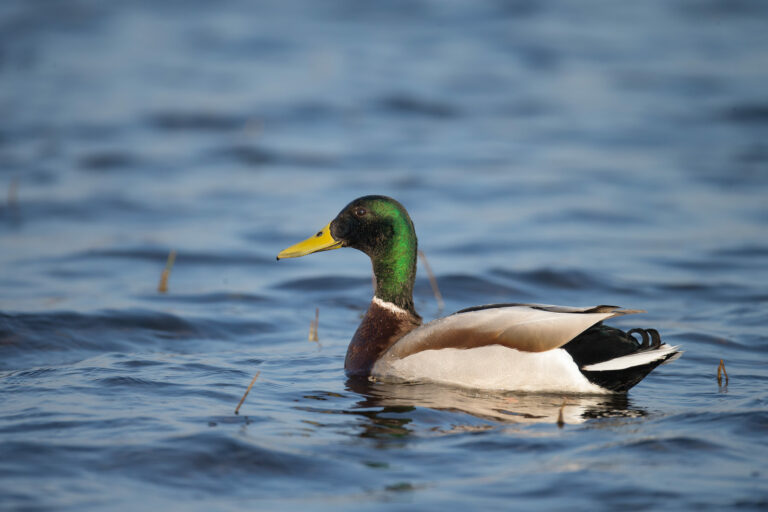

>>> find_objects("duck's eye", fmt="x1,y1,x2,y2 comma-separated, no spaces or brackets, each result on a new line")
353,207,367,217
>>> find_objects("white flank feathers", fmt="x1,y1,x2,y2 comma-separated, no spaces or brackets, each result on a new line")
582,344,681,371
371,346,609,394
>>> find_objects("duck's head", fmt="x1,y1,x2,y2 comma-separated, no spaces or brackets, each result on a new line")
277,195,416,259
278,195,419,313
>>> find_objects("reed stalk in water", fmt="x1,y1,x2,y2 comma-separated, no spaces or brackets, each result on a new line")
234,371,261,415
157,250,177,293
557,400,566,428
309,308,319,342
418,250,444,314
717,359,729,387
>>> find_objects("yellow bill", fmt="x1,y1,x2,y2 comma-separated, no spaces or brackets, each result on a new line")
277,223,343,259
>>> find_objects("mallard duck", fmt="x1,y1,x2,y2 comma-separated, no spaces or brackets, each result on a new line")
277,195,681,393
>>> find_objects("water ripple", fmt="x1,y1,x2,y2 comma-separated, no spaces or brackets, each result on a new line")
147,111,247,132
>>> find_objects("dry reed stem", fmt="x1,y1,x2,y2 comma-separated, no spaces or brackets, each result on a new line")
157,250,177,293
234,371,261,415
418,250,444,313
309,308,319,342
556,400,566,428
717,359,729,386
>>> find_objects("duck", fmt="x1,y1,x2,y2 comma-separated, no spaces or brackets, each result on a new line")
277,195,681,394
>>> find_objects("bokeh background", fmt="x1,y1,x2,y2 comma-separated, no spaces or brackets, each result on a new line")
1,1,767,510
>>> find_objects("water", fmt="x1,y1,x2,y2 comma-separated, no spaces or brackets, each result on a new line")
1,0,767,510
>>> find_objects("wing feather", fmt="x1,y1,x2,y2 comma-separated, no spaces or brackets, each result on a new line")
378,304,641,363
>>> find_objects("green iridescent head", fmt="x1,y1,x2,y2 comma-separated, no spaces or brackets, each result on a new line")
278,195,419,315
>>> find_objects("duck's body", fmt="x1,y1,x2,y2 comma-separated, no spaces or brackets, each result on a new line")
278,195,681,394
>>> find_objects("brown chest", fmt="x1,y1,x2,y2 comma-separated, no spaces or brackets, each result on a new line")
344,301,420,376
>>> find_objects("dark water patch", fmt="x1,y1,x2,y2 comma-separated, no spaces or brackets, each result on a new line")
680,0,768,19
232,357,265,366
66,121,128,142
205,101,348,134
58,247,273,266
0,1,106,48
652,281,755,303
101,432,355,492
436,239,530,256
147,111,247,132
0,441,100,478
326,0,435,22
0,409,59,427
616,71,726,97
186,387,239,402
495,97,554,118
592,486,682,509
3,195,161,224
115,358,167,369
654,255,765,273
0,367,59,381
270,101,345,124
241,226,320,245
619,435,726,454
0,416,152,435
721,308,768,328
302,390,349,402
44,267,113,280
437,274,526,301
0,310,275,369
491,267,612,292
97,375,181,389
458,435,567,454
0,168,55,187
169,362,250,379
712,245,768,258
0,276,30,289
204,414,268,428
211,144,337,168
78,151,141,172
516,43,559,71
143,291,268,305
721,102,768,124
657,282,719,293
671,331,744,350
735,144,768,165
534,208,646,226
732,498,768,510
377,94,461,119
190,31,297,59
213,144,274,165
274,275,370,292
662,410,768,441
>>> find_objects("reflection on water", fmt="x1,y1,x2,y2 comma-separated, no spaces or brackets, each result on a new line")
346,378,643,428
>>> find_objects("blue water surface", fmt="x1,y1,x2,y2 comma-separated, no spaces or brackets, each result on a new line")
1,0,767,510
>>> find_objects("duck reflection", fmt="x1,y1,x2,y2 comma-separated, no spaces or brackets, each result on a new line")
345,377,644,430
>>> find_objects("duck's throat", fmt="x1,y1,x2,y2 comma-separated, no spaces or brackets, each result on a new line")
371,248,417,315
